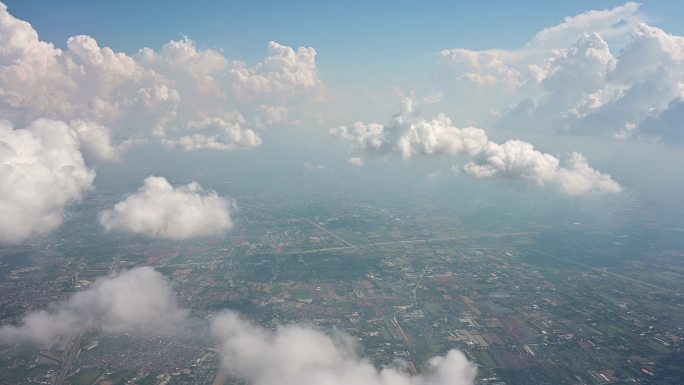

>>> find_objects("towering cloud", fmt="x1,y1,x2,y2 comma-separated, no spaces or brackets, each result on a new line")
211,311,477,385
0,3,323,158
0,267,188,346
437,2,684,142
331,97,621,195
99,176,234,240
0,119,95,243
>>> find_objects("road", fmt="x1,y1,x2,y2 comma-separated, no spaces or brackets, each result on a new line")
52,330,83,385
543,253,681,296
304,219,361,251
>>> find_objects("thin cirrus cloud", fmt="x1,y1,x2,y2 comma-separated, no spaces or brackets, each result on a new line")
331,96,621,195
0,119,95,244
0,267,189,346
0,3,323,159
437,2,684,142
99,176,234,240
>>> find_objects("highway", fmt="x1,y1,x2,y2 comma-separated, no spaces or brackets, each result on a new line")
304,218,361,251
52,330,83,385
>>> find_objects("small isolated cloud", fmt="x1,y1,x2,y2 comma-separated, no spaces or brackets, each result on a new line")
0,267,188,346
464,142,621,195
303,161,330,171
332,96,620,195
347,157,364,167
99,176,233,239
210,311,477,385
0,119,95,243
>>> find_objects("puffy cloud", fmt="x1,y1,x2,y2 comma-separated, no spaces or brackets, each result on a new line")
541,33,616,113
0,267,188,346
394,116,488,160
0,4,322,157
465,142,622,195
332,96,489,160
347,157,364,167
577,23,684,137
554,152,623,195
99,176,233,239
69,119,145,160
0,119,95,243
463,140,560,182
437,3,684,142
536,23,684,137
332,97,621,195
437,3,641,91
228,41,321,96
161,111,262,151
330,122,387,152
637,98,684,142
210,311,477,385
254,105,289,127
437,49,521,89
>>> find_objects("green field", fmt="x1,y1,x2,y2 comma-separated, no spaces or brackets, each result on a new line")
475,350,498,368
290,288,310,299
647,338,672,354
69,367,104,385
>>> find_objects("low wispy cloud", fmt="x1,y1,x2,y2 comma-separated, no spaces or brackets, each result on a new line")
211,311,477,385
0,3,323,158
1,270,478,385
0,267,189,346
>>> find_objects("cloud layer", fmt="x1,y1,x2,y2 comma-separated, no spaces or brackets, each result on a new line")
332,97,621,195
0,3,322,158
0,267,188,346
211,311,477,385
0,119,95,243
99,176,234,240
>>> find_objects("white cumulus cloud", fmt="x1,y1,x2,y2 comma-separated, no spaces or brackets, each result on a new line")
0,4,323,157
0,119,95,243
99,176,233,239
464,142,621,195
332,96,621,195
437,2,684,142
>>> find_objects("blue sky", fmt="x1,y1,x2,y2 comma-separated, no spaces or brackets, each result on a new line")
5,0,684,88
